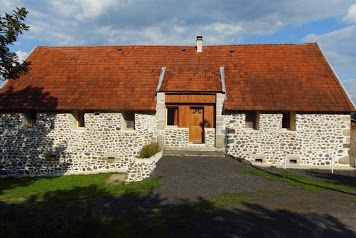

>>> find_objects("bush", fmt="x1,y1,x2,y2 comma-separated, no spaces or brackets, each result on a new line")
138,142,161,158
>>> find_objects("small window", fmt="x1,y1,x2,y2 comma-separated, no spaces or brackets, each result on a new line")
245,111,258,129
23,111,37,128
282,112,296,130
123,112,135,130
167,107,178,126
46,154,59,162
73,111,85,128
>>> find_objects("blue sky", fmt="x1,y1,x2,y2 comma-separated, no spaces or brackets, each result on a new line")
1,0,356,105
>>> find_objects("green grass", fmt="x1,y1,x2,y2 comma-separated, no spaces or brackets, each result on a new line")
207,190,288,207
0,173,163,204
207,191,258,207
240,169,356,192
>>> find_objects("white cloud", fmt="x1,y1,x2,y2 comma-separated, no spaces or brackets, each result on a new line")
16,51,29,63
304,25,356,105
304,25,356,70
343,3,356,23
73,0,121,20
0,0,20,12
203,23,243,35
11,0,353,46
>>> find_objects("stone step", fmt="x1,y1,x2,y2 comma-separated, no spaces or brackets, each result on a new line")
163,149,225,157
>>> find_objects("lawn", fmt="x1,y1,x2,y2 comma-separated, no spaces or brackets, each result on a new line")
0,173,162,204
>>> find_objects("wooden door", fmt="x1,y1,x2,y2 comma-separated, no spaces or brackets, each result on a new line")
189,107,204,142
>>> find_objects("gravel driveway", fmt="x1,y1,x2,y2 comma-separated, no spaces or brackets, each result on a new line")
152,156,356,237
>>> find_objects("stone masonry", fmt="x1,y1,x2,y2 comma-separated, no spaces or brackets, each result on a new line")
225,113,351,166
164,128,215,148
0,112,157,177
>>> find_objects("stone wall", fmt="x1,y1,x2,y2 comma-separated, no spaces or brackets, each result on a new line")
204,128,216,147
349,120,356,167
164,127,189,147
225,113,351,166
125,151,163,183
0,112,157,177
164,127,215,148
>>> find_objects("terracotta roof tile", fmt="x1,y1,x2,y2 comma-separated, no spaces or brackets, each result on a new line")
0,43,354,112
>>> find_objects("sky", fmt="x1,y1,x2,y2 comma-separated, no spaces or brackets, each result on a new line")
1,0,356,106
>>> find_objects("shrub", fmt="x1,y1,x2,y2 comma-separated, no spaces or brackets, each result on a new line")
138,142,161,158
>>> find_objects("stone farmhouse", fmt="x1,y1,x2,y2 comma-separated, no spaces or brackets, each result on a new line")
0,37,355,180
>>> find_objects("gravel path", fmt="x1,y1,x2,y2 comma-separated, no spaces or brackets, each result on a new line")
153,156,294,201
152,156,356,237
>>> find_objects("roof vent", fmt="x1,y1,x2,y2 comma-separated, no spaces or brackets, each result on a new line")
196,36,203,53
229,50,235,56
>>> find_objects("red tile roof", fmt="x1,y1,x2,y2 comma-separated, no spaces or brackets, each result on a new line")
0,43,354,112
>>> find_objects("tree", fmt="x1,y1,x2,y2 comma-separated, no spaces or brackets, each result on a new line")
0,7,30,80
352,113,356,120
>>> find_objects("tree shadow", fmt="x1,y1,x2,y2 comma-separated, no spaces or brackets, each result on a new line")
0,86,58,110
244,162,356,197
305,170,356,185
0,185,355,237
0,86,71,193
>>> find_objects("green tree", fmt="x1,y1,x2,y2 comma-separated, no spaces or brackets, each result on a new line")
0,7,30,80
352,113,356,120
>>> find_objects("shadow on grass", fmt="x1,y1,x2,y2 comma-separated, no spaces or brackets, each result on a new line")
305,170,356,184
0,184,355,238
243,162,356,196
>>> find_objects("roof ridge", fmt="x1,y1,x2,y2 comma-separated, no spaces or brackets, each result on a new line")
35,43,317,49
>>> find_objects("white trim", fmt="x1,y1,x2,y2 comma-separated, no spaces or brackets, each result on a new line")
220,66,227,99
155,66,166,95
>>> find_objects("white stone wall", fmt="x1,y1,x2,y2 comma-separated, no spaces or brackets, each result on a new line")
164,127,215,148
204,128,216,147
225,113,351,166
164,128,189,147
0,112,157,176
125,151,163,183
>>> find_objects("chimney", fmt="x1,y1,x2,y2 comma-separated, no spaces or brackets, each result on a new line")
196,36,203,52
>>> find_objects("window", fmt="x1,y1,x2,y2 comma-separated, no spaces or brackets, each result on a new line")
73,111,85,128
245,111,258,129
167,107,178,126
282,112,296,130
123,112,135,130
23,111,37,128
